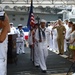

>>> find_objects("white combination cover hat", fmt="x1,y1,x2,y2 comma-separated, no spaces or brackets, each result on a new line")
18,24,22,27
40,19,46,23
10,22,13,25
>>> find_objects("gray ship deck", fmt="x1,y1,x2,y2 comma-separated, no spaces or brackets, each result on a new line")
7,47,74,75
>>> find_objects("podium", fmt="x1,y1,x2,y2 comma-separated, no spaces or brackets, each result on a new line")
7,34,17,64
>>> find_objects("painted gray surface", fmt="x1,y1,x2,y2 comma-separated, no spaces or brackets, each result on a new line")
7,12,63,27
7,47,73,75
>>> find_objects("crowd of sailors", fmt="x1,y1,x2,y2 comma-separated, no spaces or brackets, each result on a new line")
9,19,75,73
0,14,75,74
28,19,75,73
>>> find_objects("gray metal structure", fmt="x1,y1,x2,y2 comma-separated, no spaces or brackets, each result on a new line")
0,0,73,27
0,0,75,5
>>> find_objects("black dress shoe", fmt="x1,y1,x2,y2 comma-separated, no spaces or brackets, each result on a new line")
35,65,40,68
58,53,61,55
60,53,63,55
58,53,63,55
42,70,47,73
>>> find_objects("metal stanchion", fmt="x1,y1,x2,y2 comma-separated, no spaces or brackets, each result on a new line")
66,61,75,75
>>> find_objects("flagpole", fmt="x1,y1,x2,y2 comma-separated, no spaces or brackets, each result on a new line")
27,0,33,29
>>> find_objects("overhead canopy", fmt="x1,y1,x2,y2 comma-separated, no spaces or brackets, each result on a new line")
0,0,74,14
0,0,74,10
0,0,75,6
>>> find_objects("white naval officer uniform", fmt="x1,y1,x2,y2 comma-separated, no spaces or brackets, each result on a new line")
8,22,17,35
0,11,10,75
64,23,69,52
34,28,40,66
48,25,53,50
0,36,8,75
46,26,51,49
52,28,58,52
64,25,72,58
65,27,72,41
16,24,25,54
28,30,34,61
34,39,40,66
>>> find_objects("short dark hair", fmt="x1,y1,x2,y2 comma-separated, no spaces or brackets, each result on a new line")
69,21,73,24
65,20,68,22
35,23,39,25
73,24,75,30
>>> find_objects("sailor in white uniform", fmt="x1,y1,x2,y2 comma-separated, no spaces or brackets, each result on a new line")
0,36,8,75
46,24,51,50
64,20,69,52
65,21,73,58
35,19,48,73
48,23,53,50
52,22,58,52
8,22,17,34
0,11,10,75
16,24,25,54
33,23,40,67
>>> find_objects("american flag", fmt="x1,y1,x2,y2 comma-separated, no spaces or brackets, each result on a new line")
30,13,35,27
27,0,35,29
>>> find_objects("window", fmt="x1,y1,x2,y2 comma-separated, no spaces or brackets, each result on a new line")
12,14,15,17
20,17,24,21
12,18,15,21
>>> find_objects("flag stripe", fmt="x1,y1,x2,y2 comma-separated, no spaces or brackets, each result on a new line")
27,0,35,29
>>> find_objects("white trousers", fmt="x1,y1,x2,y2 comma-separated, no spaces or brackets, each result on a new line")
0,59,7,75
72,73,75,75
16,38,25,54
53,36,58,52
49,35,53,50
38,43,48,70
34,42,39,66
64,39,67,52
46,34,50,47
0,39,7,75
